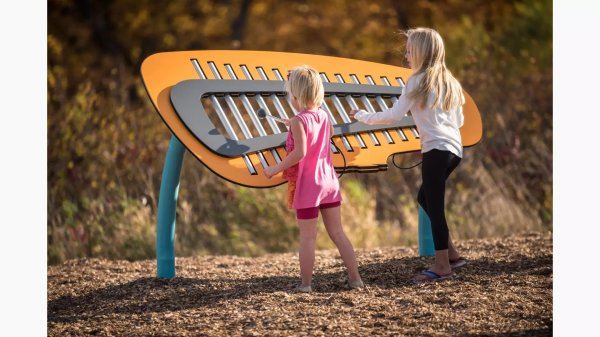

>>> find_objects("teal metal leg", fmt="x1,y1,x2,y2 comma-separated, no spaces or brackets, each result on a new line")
418,205,435,256
156,135,186,278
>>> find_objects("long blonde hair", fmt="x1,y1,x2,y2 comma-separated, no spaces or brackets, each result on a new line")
404,28,463,111
285,65,324,111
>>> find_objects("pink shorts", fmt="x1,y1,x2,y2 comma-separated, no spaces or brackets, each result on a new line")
296,201,341,220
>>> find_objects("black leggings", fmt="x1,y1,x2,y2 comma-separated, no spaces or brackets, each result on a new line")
417,149,461,251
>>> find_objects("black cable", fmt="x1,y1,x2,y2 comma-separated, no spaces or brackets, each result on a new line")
391,153,422,170
330,140,347,179
331,141,420,176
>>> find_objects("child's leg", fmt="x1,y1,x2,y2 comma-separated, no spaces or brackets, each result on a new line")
443,158,462,262
448,235,461,260
320,205,361,282
297,215,318,287
420,178,461,261
415,150,461,281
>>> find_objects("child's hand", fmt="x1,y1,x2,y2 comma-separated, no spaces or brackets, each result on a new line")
348,109,363,120
263,166,278,179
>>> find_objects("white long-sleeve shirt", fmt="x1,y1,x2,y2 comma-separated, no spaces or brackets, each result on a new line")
354,73,465,158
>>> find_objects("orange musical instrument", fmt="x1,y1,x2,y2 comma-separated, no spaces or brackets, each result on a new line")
141,50,482,188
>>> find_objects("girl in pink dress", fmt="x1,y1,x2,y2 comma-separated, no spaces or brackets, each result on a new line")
264,65,364,293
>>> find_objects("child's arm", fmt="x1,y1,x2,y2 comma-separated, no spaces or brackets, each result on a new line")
263,117,306,179
349,78,416,124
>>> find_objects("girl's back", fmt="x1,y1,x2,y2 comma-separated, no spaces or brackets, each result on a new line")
291,108,341,209
408,73,465,157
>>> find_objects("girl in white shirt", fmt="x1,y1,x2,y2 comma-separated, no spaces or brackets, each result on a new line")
351,27,467,283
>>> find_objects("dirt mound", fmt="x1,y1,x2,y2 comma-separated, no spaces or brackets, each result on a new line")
48,232,552,336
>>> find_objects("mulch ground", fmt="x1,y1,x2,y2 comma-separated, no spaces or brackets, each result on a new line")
48,232,552,336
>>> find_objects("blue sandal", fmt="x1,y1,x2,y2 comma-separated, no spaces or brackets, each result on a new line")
414,270,455,283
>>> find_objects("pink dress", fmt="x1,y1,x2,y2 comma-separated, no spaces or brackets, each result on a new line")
283,108,342,209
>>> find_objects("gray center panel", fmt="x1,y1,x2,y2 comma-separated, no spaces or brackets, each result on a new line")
170,79,416,157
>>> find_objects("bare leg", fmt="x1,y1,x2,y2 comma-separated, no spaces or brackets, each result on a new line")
448,235,461,261
320,206,361,282
297,218,318,287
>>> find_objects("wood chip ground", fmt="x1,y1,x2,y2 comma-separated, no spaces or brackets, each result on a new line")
48,232,552,336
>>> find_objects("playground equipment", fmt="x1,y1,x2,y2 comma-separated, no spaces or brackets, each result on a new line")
141,50,482,277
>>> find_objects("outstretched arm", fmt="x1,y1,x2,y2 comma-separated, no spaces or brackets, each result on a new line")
349,77,416,124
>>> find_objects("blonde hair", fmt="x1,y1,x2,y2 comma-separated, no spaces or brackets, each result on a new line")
285,65,324,111
404,27,464,111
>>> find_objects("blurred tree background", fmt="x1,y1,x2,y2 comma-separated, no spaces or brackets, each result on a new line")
48,0,552,265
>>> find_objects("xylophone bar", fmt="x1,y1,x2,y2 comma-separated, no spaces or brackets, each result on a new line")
190,59,257,174
320,73,367,150
350,74,394,144
334,74,380,147
366,75,409,141
318,74,351,152
224,63,283,164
